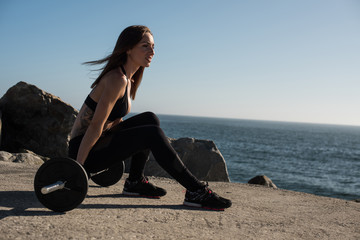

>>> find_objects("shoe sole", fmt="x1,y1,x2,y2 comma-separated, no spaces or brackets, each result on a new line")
183,201,225,211
122,191,162,199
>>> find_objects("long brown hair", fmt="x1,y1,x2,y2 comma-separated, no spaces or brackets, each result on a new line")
84,25,152,100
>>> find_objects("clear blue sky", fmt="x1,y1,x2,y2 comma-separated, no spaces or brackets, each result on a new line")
1,0,359,126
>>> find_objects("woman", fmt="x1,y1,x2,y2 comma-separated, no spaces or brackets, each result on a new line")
69,25,231,210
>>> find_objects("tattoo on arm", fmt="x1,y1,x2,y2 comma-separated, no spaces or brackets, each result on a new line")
72,107,94,137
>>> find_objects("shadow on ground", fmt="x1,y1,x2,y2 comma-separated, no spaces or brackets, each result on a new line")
0,191,208,219
0,191,60,219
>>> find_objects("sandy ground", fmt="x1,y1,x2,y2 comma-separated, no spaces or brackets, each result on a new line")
0,161,359,240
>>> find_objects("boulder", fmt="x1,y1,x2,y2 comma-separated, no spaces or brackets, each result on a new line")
0,150,44,165
0,82,78,157
125,137,230,182
248,175,277,188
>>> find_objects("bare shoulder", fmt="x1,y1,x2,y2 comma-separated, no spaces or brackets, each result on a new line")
103,68,127,95
91,68,127,101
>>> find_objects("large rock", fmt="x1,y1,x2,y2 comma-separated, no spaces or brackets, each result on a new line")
125,137,230,182
0,82,78,157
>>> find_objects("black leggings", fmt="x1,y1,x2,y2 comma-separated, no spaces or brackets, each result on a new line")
68,112,203,191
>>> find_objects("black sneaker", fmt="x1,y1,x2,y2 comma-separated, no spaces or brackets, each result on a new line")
183,184,232,211
122,177,167,198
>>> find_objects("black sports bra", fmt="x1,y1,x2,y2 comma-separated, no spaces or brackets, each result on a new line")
84,66,129,121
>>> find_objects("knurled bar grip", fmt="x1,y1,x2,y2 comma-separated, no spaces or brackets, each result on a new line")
41,181,66,194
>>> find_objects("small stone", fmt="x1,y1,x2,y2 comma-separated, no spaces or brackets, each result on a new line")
248,175,277,188
0,151,44,165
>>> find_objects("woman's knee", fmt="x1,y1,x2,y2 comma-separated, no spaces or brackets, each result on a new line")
141,111,160,126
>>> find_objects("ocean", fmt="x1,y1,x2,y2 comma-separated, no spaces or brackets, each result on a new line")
135,114,359,201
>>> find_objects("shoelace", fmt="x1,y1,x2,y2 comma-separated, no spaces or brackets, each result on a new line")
141,177,149,184
203,182,214,194
126,176,149,186
203,182,222,199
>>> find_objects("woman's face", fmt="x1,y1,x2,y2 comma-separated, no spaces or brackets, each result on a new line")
128,32,155,68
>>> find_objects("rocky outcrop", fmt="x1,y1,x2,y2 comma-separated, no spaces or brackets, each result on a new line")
248,175,277,188
0,82,78,157
125,137,230,182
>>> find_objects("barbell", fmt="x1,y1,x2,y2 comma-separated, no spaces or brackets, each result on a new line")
33,157,125,212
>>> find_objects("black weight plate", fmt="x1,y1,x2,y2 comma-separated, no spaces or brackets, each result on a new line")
34,157,88,212
91,161,125,187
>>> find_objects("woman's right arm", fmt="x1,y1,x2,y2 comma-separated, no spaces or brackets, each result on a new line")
76,73,127,165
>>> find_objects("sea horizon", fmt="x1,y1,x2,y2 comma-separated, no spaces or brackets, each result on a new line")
127,112,360,129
